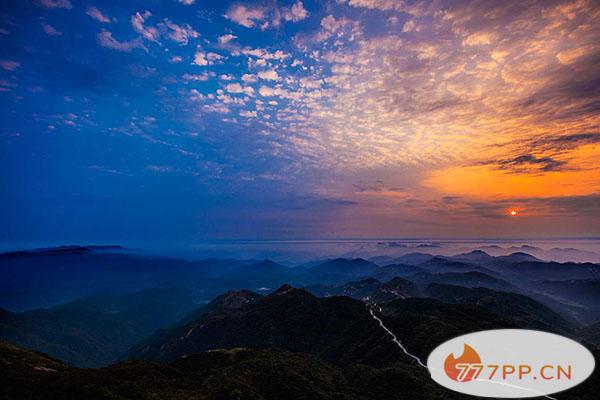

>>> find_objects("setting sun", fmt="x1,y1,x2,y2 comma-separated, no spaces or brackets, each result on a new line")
510,210,518,216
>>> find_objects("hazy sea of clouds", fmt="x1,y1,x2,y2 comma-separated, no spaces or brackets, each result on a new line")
163,238,600,265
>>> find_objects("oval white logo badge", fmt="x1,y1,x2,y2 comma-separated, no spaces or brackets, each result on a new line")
427,329,595,398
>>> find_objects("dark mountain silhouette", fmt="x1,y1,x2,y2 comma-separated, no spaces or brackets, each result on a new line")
300,258,380,284
0,245,124,257
0,341,474,400
0,306,145,368
420,251,542,275
4,339,600,399
452,250,495,264
180,289,261,324
408,271,516,292
308,257,380,276
478,253,544,274
372,263,426,281
493,252,541,263
419,257,500,277
532,279,600,309
368,253,436,266
0,288,203,367
392,252,436,265
126,285,403,366
529,279,600,324
305,278,384,299
368,255,397,266
2,246,598,384
494,246,600,263
0,249,205,310
378,278,420,301
422,284,574,334
211,259,296,292
229,259,293,279
498,261,600,282
0,248,284,311
543,247,600,263
374,297,517,360
126,284,521,366
305,277,418,303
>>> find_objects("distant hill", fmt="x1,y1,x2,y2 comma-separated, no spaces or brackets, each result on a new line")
305,277,418,303
180,289,261,324
0,247,286,311
374,297,517,360
0,305,145,368
372,263,426,281
210,259,296,292
529,279,600,324
493,252,541,263
126,284,516,366
532,279,600,309
2,246,599,375
300,258,380,284
0,288,203,367
126,285,402,366
305,278,384,300
498,261,600,282
423,284,574,334
0,245,125,257
390,253,436,266
0,249,203,310
452,250,495,264
378,278,420,301
419,257,500,277
408,271,516,292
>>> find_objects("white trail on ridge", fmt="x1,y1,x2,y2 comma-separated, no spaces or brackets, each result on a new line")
369,305,559,399
368,306,427,368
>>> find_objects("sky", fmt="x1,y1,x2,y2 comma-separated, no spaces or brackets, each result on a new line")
1,0,599,246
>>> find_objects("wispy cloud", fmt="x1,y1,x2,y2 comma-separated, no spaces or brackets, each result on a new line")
497,154,566,173
86,6,112,23
224,4,266,28
528,133,600,152
131,11,160,42
225,1,308,30
163,19,199,45
38,0,72,10
41,23,62,36
146,165,174,173
0,60,20,71
97,30,146,52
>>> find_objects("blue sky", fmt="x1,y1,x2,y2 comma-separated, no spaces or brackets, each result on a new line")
1,0,599,246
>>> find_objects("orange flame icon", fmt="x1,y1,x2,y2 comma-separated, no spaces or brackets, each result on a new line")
444,344,482,382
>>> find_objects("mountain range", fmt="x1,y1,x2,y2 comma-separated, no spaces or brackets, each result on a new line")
1,341,469,400
1,245,600,399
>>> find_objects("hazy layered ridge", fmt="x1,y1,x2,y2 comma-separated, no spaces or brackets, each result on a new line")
1,245,599,366
1,244,600,399
169,238,600,264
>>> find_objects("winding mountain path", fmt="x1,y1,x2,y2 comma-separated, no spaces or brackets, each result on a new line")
368,305,558,399
367,305,427,368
